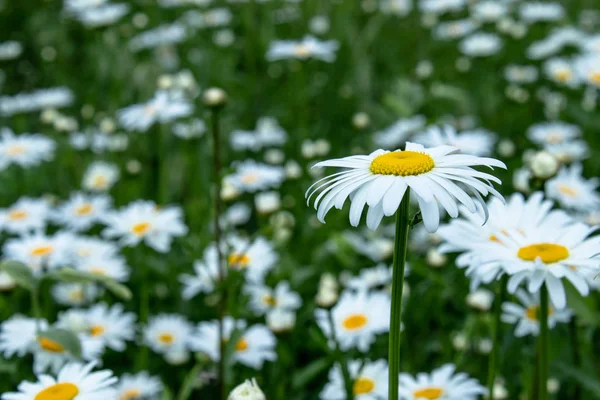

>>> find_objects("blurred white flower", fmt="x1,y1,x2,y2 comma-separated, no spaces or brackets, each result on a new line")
0,128,56,170
266,36,339,62
229,378,266,400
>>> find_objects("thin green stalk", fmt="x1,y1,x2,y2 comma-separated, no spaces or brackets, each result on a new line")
327,309,353,399
487,274,508,398
30,284,41,331
389,188,411,400
539,285,549,400
569,317,581,399
177,362,203,400
136,247,150,370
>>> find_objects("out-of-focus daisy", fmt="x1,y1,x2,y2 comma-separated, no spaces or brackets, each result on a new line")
76,255,130,282
0,197,51,235
413,125,497,157
0,41,23,61
380,0,412,16
221,202,252,228
102,200,188,252
225,160,285,193
527,122,580,146
230,117,287,151
190,317,277,369
574,54,600,87
82,161,120,192
502,289,572,337
320,359,388,399
0,315,40,359
266,36,339,62
307,142,505,232
69,236,120,260
53,192,112,231
71,3,130,28
433,19,479,41
545,164,600,211
225,235,278,283
504,65,538,84
172,118,206,139
143,314,194,357
398,364,486,400
419,0,466,15
179,245,220,300
346,264,392,292
245,281,302,316
52,282,100,306
115,372,163,400
471,1,507,22
0,87,74,117
0,271,16,291
118,90,193,132
342,231,394,262
2,361,117,399
3,232,73,273
128,23,188,52
373,116,426,149
315,291,390,352
0,128,56,171
459,33,502,57
544,58,579,87
519,2,565,23
544,141,589,163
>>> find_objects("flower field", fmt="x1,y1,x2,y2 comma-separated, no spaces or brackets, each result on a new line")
1,0,600,399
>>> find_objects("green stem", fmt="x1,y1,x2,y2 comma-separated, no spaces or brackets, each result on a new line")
539,285,549,400
137,247,150,370
569,317,581,399
487,274,508,398
388,188,411,400
177,362,203,400
30,284,41,331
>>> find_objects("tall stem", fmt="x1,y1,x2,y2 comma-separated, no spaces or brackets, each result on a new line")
30,284,41,332
388,188,411,400
210,108,227,400
487,274,508,398
569,317,581,399
539,284,549,400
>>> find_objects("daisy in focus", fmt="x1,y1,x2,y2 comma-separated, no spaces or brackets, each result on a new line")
315,291,390,352
320,359,388,400
306,142,506,232
502,289,572,337
102,200,188,252
266,36,339,62
1,361,117,400
398,364,486,400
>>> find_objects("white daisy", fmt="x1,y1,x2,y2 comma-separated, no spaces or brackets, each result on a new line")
82,161,120,192
433,20,479,41
380,0,412,16
545,164,600,211
346,264,393,292
143,314,194,357
118,90,193,132
225,160,285,193
471,1,508,22
73,3,130,28
102,200,188,253
3,232,73,273
224,235,278,283
519,2,565,23
190,317,277,369
502,289,572,337
574,54,600,87
76,255,131,282
230,117,287,151
179,246,220,300
266,36,339,62
51,283,100,307
0,271,16,291
53,192,112,231
80,303,136,351
0,128,56,171
459,33,502,57
0,87,73,117
315,291,390,352
0,41,23,61
544,140,589,163
69,236,120,261
128,23,188,52
245,280,302,316
306,142,506,232
0,315,40,358
0,197,51,235
527,121,580,146
412,125,497,157
543,58,580,87
320,359,389,400
504,65,538,84
398,364,486,400
342,230,394,261
115,372,163,400
1,361,117,400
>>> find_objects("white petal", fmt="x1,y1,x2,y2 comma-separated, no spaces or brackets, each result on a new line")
382,179,408,216
416,195,440,233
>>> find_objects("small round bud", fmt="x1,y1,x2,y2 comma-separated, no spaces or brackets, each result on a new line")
203,87,227,107
126,159,142,175
426,248,447,268
547,378,560,394
466,289,494,312
497,139,515,157
352,112,370,130
530,151,559,179
477,338,493,354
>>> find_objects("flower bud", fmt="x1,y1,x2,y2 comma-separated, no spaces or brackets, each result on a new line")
426,249,447,267
266,309,296,333
228,378,266,400
466,289,494,312
530,151,559,179
203,87,227,107
352,112,370,130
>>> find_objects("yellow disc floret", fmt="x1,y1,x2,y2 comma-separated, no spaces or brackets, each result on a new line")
517,243,569,264
370,151,435,176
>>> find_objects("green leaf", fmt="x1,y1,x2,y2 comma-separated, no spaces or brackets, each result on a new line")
292,358,332,390
565,283,599,327
39,328,82,358
102,279,133,301
176,362,202,400
161,386,174,400
554,362,600,398
48,268,132,301
0,260,36,291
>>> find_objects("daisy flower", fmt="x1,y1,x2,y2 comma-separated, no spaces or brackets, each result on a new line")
115,372,163,400
69,236,120,260
342,230,394,261
527,122,580,146
544,140,589,163
372,116,426,149
117,90,193,132
433,20,479,41
76,255,130,282
459,33,502,57
245,280,302,316
225,235,278,283
545,164,600,211
398,364,485,400
82,161,120,192
51,283,100,306
468,212,600,308
0,315,40,358
306,142,506,232
230,117,287,151
315,291,390,352
143,314,194,357
0,197,51,235
0,87,73,117
502,289,572,337
53,192,112,231
76,303,136,351
102,200,188,253
519,2,565,23
0,271,16,291
346,264,393,292
3,232,73,273
0,128,56,171
412,125,497,157
190,317,277,369
225,160,285,193
1,361,117,400
543,58,580,87
179,246,220,300
320,360,389,400
266,36,339,62
574,54,600,87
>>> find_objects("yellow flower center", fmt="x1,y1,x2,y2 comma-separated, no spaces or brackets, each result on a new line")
525,305,554,321
31,245,54,257
353,377,375,394
8,209,27,220
92,175,107,188
262,295,277,307
236,338,249,352
294,44,311,57
558,184,577,197
131,222,151,236
517,243,569,264
7,145,26,155
342,313,368,331
241,173,259,184
70,290,84,302
39,337,65,353
120,389,142,400
370,151,435,176
228,253,251,268
90,325,105,337
75,203,93,216
413,387,444,399
158,333,174,345
554,70,571,82
89,267,106,276
590,72,600,84
34,383,79,400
